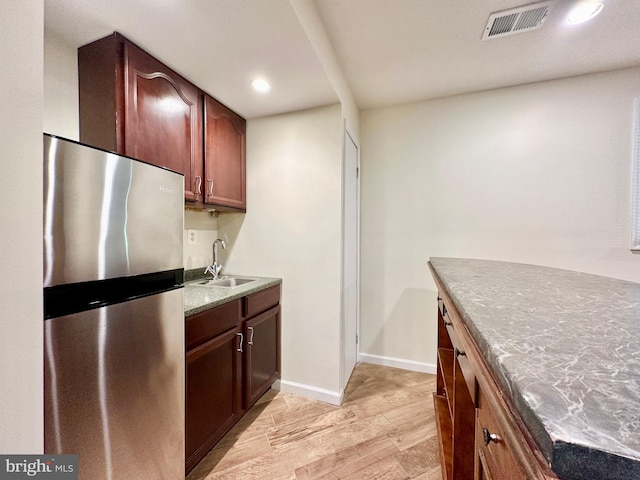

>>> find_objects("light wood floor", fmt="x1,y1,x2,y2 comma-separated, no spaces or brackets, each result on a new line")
187,363,441,480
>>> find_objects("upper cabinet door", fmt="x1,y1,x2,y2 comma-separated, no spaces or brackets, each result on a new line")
204,95,246,211
124,42,203,202
79,33,204,202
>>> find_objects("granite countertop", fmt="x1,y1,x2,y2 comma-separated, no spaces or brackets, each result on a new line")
429,257,640,480
183,272,282,317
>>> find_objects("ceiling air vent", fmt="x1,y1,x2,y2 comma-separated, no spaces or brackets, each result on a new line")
482,1,555,40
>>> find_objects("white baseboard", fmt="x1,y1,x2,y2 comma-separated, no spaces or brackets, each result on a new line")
278,379,343,406
276,356,435,406
358,352,437,375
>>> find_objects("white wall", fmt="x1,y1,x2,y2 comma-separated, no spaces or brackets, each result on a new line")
360,67,640,369
183,210,219,270
0,1,44,453
44,29,79,140
218,104,344,401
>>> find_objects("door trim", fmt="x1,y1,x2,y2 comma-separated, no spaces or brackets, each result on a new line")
340,125,360,393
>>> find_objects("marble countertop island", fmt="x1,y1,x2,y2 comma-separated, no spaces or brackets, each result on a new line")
429,258,640,480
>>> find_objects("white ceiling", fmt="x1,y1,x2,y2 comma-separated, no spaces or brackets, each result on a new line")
45,0,640,119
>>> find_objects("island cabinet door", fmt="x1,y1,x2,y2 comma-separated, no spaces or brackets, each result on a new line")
474,387,526,480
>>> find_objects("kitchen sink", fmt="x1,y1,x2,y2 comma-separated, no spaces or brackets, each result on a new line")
195,277,256,288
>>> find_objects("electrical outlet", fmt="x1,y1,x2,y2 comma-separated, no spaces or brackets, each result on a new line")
187,229,197,245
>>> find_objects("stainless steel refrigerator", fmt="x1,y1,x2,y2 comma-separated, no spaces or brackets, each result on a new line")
43,134,185,479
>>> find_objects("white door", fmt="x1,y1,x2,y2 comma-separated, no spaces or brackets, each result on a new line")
342,130,359,390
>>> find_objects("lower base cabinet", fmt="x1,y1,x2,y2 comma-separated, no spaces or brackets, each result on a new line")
185,284,281,474
186,328,243,471
244,305,281,409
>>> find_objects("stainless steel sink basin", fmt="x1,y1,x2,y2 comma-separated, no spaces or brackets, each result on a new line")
195,277,256,288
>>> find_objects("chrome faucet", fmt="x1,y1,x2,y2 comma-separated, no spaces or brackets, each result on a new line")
204,238,227,280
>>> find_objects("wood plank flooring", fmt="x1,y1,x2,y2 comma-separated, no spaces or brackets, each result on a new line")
187,363,441,480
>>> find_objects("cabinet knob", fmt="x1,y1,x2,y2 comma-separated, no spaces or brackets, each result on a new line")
482,428,501,446
455,347,466,358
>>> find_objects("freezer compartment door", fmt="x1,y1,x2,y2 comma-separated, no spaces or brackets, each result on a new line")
43,134,184,287
44,288,184,480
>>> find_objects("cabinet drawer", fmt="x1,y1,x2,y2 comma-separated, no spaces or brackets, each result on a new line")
186,299,241,350
475,387,526,480
243,285,281,319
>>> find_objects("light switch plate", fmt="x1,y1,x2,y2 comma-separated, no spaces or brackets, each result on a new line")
187,229,197,245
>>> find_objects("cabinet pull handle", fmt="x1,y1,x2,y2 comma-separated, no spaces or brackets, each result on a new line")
248,326,254,345
455,347,466,358
208,178,214,196
444,319,453,326
195,175,202,194
237,332,243,352
482,428,501,446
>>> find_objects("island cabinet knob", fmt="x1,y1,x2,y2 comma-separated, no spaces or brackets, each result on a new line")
455,347,466,358
483,427,501,446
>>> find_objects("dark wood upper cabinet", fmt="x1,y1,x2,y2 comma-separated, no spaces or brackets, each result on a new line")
204,95,246,211
78,33,204,202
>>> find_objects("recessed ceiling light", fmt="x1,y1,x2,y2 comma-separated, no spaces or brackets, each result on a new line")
567,1,604,24
251,78,271,93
